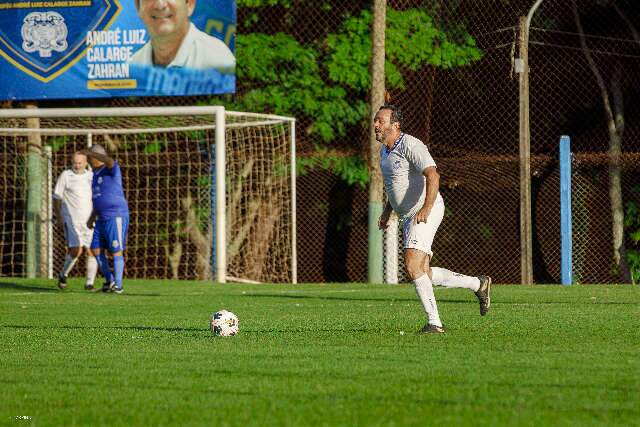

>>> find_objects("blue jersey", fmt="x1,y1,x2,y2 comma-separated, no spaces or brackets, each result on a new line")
92,161,129,219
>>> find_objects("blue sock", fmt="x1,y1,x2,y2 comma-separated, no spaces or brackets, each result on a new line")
97,253,114,283
113,255,124,289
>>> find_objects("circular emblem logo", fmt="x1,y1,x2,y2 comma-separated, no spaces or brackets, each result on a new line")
112,240,119,248
21,12,68,58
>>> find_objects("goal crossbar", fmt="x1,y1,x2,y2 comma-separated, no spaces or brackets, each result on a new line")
0,120,292,136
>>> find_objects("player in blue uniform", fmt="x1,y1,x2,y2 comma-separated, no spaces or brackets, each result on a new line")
84,145,130,294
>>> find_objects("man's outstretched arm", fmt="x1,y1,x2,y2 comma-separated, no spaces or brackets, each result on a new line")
84,150,115,168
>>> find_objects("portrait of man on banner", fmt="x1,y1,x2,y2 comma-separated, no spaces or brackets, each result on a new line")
129,0,235,71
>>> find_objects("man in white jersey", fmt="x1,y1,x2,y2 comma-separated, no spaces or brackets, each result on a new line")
375,104,491,333
129,0,235,70
53,152,99,291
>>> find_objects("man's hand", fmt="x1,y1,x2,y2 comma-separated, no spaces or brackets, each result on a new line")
83,147,115,168
86,214,96,230
378,209,392,230
414,206,431,224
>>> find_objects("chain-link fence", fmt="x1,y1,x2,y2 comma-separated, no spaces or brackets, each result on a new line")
2,1,639,283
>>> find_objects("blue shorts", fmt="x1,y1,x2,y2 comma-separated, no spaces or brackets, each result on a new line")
91,216,129,253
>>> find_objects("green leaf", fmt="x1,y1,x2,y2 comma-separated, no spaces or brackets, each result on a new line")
144,141,164,154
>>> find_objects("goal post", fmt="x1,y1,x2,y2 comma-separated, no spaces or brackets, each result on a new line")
0,106,296,284
215,108,226,283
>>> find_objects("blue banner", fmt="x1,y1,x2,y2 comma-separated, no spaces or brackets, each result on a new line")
0,0,235,100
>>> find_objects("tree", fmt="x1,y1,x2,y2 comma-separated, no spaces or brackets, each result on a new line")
572,0,631,282
219,4,482,186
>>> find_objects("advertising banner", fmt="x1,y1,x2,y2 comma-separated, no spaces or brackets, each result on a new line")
0,0,235,100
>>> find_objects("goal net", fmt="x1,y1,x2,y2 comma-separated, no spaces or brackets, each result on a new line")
0,107,296,284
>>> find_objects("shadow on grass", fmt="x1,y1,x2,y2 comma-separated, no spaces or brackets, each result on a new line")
242,293,477,304
0,281,162,297
243,293,639,306
2,324,415,340
0,281,57,293
1,324,203,333
505,300,639,306
93,292,163,297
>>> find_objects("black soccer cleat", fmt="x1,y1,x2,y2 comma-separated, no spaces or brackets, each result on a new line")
475,275,492,316
84,283,96,291
420,324,445,334
101,281,115,293
57,275,67,290
110,282,124,294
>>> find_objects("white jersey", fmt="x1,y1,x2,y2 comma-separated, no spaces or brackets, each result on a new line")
53,169,93,222
130,23,235,70
380,133,443,219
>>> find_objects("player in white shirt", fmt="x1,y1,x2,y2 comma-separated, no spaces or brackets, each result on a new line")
129,0,235,70
375,104,491,333
53,152,98,290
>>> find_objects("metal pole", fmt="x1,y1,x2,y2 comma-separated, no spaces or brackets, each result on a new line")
215,108,226,283
45,146,53,279
290,120,297,284
25,103,42,278
368,0,386,284
518,16,533,285
560,136,572,285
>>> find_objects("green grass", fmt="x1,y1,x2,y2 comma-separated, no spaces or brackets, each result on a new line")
1,279,639,427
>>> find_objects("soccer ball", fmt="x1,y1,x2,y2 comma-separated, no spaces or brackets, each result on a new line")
210,310,239,336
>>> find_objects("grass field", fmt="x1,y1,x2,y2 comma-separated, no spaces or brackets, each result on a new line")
1,279,639,426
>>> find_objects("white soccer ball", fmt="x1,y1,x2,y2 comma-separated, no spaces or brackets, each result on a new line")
210,310,239,337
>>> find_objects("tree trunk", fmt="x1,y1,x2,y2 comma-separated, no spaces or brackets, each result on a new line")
609,63,631,282
367,0,386,283
573,1,631,282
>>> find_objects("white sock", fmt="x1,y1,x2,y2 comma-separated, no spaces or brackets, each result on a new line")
61,254,79,277
413,274,442,327
86,256,98,285
431,267,480,292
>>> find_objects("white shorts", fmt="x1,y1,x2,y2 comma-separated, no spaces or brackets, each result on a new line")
402,200,445,257
63,219,93,248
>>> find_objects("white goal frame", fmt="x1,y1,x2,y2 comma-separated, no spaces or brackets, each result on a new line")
0,106,297,284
